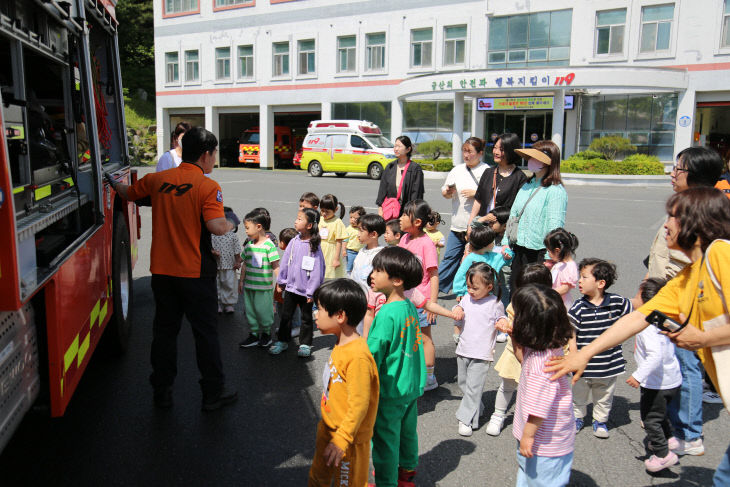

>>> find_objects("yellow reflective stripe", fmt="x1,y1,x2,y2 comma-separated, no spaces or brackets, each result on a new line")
77,333,90,367
61,377,63,396
13,186,24,194
35,185,52,200
100,301,108,325
91,300,100,328
63,177,74,187
64,336,79,373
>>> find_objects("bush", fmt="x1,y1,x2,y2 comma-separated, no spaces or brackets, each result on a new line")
562,154,664,175
568,150,606,161
417,140,452,160
588,136,637,161
124,95,157,166
416,158,453,172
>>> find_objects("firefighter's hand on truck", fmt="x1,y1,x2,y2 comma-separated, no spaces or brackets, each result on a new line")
103,171,118,187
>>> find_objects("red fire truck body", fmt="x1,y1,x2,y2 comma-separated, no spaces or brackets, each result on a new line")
0,0,138,452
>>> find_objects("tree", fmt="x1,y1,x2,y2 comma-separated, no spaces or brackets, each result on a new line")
417,139,452,159
588,136,637,161
116,0,155,97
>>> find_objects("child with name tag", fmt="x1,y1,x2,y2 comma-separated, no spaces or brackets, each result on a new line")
238,209,280,348
319,194,348,279
270,207,325,358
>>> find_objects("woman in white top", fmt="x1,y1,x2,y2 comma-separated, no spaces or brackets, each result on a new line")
156,121,191,172
437,137,489,294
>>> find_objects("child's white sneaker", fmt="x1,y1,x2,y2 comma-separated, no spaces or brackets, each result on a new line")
458,421,472,437
486,414,505,436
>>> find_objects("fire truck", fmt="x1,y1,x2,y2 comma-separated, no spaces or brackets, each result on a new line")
238,125,293,168
0,0,138,452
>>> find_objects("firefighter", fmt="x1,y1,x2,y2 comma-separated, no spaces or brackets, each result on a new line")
109,127,237,411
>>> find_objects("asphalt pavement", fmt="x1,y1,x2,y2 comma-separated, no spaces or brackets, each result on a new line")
1,166,727,486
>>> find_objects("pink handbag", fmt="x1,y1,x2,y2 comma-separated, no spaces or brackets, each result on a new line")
382,161,410,220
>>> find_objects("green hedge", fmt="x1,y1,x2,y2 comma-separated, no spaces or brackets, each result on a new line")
416,159,454,172
562,154,664,175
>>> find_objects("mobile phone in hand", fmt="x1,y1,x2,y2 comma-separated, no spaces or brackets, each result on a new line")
646,310,685,333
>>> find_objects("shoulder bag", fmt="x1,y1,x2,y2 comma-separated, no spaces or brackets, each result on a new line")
382,160,410,221
505,185,542,246
701,239,730,410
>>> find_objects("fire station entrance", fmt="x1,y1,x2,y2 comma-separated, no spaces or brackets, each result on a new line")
217,110,320,167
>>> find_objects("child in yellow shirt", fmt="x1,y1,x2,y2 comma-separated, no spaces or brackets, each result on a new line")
425,210,445,258
308,279,379,487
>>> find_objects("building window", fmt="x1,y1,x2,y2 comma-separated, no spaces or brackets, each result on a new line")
595,9,626,55
337,36,356,73
214,0,252,7
640,4,674,53
184,50,199,82
215,47,231,80
722,0,730,47
444,25,466,65
404,100,472,133
579,93,678,160
298,39,315,75
488,10,572,67
333,102,391,139
273,41,289,77
366,33,386,71
165,52,179,83
238,45,254,79
410,28,433,68
165,0,198,15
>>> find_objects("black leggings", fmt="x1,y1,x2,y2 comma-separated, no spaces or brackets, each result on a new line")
277,291,314,346
510,244,546,289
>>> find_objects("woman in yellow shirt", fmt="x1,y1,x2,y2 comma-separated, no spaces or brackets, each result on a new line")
547,187,730,485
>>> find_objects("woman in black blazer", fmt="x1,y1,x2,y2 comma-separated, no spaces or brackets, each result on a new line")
376,135,425,217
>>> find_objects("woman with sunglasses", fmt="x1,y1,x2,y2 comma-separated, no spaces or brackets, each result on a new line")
507,140,568,288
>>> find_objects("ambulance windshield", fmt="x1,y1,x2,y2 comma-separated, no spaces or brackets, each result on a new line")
364,135,393,148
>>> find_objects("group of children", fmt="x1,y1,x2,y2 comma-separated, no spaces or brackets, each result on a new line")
209,190,687,485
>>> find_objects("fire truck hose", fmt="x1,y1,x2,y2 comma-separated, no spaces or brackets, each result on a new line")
92,56,112,150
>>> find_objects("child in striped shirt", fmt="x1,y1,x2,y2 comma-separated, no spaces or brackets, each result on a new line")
569,258,632,439
238,209,280,348
511,284,575,487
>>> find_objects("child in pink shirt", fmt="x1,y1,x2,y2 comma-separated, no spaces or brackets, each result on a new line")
544,228,579,310
511,283,575,486
398,199,440,391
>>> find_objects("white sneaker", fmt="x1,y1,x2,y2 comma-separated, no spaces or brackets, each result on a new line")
458,421,473,437
672,438,705,456
703,391,723,404
496,332,508,343
424,375,438,391
486,414,505,436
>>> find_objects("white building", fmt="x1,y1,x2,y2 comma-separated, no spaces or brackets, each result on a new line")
153,0,730,167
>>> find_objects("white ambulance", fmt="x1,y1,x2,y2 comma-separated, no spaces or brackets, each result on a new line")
300,120,395,179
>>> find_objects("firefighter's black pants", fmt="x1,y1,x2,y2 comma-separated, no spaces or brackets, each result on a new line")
149,274,225,398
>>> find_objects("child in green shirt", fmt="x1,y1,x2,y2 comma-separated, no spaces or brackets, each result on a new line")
367,246,426,487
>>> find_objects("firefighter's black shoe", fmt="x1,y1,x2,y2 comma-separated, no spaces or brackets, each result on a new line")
153,387,173,409
202,387,238,411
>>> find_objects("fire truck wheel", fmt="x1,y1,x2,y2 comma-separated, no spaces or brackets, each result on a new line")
308,161,323,177
367,163,383,180
106,214,133,355
335,172,346,178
